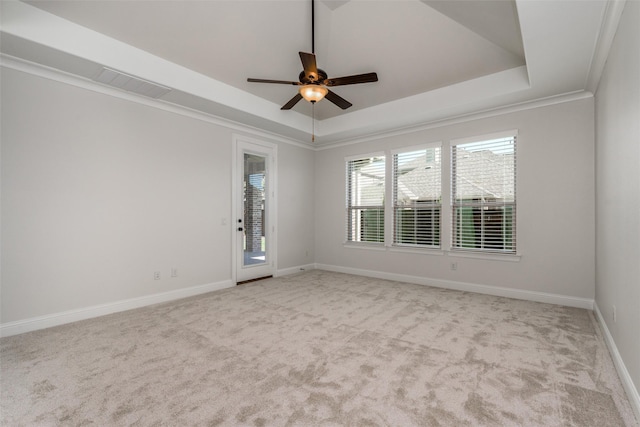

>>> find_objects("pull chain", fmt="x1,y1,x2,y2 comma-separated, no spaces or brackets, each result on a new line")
312,103,315,142
311,0,315,142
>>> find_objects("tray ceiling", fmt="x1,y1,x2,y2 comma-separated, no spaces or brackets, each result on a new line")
1,0,613,145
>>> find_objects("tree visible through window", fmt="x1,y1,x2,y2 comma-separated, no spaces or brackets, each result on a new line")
346,156,385,243
451,134,516,252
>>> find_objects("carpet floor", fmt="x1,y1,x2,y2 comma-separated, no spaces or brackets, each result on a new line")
1,270,638,426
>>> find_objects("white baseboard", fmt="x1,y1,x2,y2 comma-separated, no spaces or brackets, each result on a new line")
276,264,316,277
594,303,640,422
0,280,234,338
314,263,594,309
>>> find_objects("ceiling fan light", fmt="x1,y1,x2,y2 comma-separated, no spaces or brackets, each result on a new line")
300,84,328,103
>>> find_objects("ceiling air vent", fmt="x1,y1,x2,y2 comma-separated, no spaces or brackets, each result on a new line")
93,68,171,99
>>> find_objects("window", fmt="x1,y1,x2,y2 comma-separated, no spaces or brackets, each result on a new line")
346,155,385,243
392,146,441,248
451,133,516,253
344,131,517,257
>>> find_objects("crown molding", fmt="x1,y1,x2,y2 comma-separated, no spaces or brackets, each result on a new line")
586,0,627,93
315,90,593,151
0,53,313,151
1,52,595,153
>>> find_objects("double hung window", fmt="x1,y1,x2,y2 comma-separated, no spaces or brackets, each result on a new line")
345,131,516,256
392,145,441,248
346,155,385,243
451,133,516,253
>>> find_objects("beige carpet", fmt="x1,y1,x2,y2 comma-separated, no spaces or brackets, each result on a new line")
1,270,637,426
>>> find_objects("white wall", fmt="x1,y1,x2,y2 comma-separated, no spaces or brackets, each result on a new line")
0,67,315,325
315,98,595,301
595,0,640,409
277,143,316,270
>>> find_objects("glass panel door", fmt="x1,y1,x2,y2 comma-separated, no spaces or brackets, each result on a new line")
243,153,267,267
234,137,275,283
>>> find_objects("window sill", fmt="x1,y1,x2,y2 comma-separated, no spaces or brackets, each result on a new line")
342,243,521,262
446,250,521,262
388,246,444,256
343,242,386,251
343,243,445,256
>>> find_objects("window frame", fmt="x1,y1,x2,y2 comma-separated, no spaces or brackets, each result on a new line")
391,143,443,249
450,130,517,255
345,152,386,245
342,130,519,261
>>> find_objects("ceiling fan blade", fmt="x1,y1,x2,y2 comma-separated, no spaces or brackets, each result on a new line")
324,72,379,87
281,93,303,110
247,78,300,85
299,52,320,82
325,90,352,110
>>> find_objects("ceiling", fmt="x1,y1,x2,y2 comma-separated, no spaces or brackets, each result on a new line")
0,0,614,145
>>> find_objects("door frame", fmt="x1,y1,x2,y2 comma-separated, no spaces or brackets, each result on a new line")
231,134,277,284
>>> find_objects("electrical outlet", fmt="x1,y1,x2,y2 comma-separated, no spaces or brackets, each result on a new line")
154,271,160,280
171,268,178,278
613,305,617,323
450,262,458,271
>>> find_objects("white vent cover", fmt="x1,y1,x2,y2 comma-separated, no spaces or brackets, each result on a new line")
93,68,171,99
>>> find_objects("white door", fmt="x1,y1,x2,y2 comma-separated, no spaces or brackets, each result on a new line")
233,137,276,283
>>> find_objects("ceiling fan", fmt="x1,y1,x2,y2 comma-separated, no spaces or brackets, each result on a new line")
247,0,378,111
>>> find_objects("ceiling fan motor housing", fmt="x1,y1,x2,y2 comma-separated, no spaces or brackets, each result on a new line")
300,69,328,84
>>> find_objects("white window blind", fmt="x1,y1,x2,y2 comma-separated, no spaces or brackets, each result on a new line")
451,134,516,253
392,146,441,247
346,156,385,243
